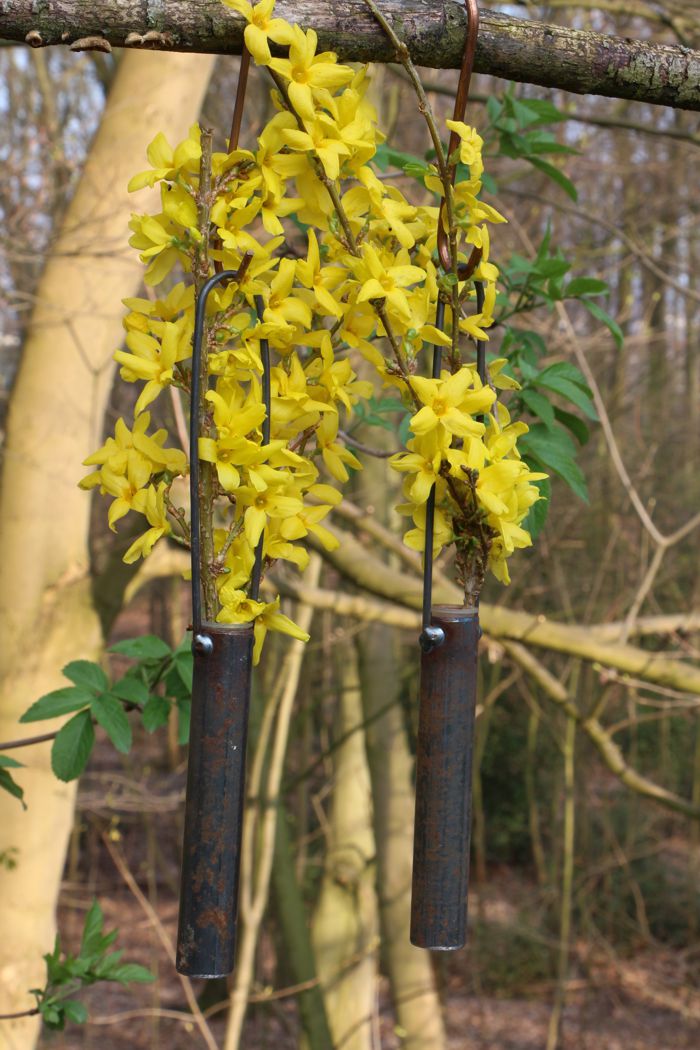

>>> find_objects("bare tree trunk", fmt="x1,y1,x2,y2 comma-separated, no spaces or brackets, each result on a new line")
358,626,447,1050
0,49,215,1046
312,645,378,1050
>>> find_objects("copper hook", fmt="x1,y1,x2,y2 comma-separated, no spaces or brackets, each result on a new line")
228,47,251,152
436,0,482,280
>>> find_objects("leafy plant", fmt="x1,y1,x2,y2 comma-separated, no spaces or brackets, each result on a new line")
13,636,192,783
30,900,153,1031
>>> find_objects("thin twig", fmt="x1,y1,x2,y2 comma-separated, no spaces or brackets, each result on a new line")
0,729,58,751
224,557,321,1050
101,836,219,1050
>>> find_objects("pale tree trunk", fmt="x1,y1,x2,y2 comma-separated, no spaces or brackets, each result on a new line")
357,626,447,1050
311,646,378,1050
0,49,215,1047
351,366,446,1049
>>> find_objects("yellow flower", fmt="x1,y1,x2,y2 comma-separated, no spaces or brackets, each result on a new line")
114,319,190,415
263,257,312,329
352,243,425,325
390,432,445,505
296,230,346,317
216,583,310,663
123,483,171,563
100,451,152,530
251,597,310,663
281,115,350,181
81,413,186,490
400,502,453,559
268,26,354,122
446,120,484,177
306,334,373,411
269,354,332,438
235,480,305,547
222,0,294,66
409,369,494,441
122,282,194,336
315,412,361,483
128,212,189,287
127,126,201,191
279,503,339,550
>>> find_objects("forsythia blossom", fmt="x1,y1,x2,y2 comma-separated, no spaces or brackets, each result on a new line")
82,0,545,656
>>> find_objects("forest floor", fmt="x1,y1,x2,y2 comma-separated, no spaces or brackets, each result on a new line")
38,600,700,1050
45,848,700,1050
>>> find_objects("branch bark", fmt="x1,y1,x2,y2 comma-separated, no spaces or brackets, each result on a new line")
3,1,700,110
310,526,700,697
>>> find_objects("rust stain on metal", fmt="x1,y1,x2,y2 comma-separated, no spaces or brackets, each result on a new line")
411,606,479,950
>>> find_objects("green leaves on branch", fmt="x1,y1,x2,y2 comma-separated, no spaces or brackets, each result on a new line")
14,636,193,783
0,755,25,807
487,87,578,201
51,712,95,783
110,634,173,661
32,900,153,1031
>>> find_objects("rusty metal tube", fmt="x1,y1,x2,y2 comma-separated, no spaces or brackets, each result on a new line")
176,623,254,977
410,605,479,949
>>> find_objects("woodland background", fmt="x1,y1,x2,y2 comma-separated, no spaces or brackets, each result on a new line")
1,1,700,1048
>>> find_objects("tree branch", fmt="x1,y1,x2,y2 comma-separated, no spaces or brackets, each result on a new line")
3,1,700,110
313,525,700,696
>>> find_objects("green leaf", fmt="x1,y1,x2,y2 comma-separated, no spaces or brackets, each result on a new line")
63,660,108,693
109,635,172,661
0,755,22,768
41,1004,64,1030
535,361,590,387
177,697,191,746
21,687,93,724
582,298,624,349
0,768,25,806
553,407,590,445
533,257,571,280
81,900,104,957
62,1000,88,1024
564,277,609,298
481,170,498,194
91,695,132,754
527,156,578,201
142,695,171,733
372,142,425,173
51,711,95,782
515,97,567,125
534,373,598,420
175,650,193,692
519,388,556,429
511,96,541,128
522,477,551,540
520,424,589,502
110,676,149,706
110,963,155,984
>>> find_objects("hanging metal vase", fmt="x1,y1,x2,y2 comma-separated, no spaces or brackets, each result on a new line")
176,268,270,978
410,0,485,949
409,295,483,951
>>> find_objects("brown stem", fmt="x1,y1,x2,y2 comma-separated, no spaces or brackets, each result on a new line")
264,65,412,385
194,129,217,620
0,730,58,751
228,47,251,150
